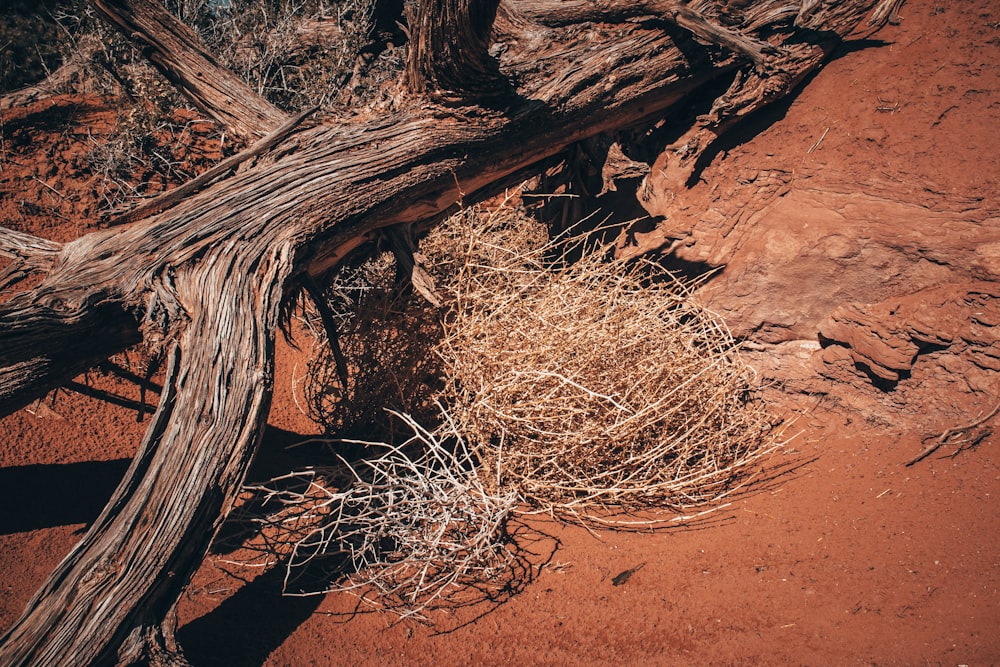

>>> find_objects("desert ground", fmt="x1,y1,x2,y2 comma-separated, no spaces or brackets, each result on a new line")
1,0,998,664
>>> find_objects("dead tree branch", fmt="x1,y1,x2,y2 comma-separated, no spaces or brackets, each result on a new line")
90,0,289,141
906,402,1000,467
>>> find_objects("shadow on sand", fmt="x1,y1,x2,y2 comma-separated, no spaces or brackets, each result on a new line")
0,459,130,535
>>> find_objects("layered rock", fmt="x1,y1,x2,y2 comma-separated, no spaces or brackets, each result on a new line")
817,283,999,390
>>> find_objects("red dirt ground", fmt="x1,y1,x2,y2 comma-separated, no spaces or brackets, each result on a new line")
1,0,998,664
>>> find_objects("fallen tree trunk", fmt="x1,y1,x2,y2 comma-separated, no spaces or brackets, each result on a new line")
0,0,898,662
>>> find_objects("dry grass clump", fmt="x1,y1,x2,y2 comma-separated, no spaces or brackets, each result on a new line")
229,412,521,618
234,199,779,615
28,0,393,214
37,7,233,215
423,204,779,519
194,0,382,112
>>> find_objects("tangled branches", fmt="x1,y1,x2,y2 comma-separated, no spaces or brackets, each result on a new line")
301,251,444,444
237,201,781,616
230,412,522,619
425,205,781,521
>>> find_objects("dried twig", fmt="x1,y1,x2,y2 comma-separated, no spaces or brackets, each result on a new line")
299,273,350,390
226,410,521,619
807,127,830,154
875,96,900,113
906,402,1000,467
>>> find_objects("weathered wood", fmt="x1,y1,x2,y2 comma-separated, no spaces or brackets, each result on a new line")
2,5,740,415
0,59,86,111
0,228,62,289
516,0,785,70
90,0,288,141
508,0,795,32
405,0,505,102
106,105,319,226
0,0,897,662
868,0,906,26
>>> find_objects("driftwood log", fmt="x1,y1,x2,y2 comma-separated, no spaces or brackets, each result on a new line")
0,0,900,663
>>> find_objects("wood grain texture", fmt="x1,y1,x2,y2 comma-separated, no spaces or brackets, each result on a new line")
406,0,505,102
90,0,288,141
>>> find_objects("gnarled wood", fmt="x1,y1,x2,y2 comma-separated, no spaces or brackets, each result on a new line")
90,0,288,141
0,229,62,290
0,0,898,662
405,0,505,103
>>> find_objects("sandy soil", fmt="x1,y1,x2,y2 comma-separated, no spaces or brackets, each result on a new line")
1,0,998,664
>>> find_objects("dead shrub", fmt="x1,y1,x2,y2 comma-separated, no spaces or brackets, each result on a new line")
239,198,780,615
300,251,444,445
423,202,780,521
228,411,522,619
195,0,379,111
